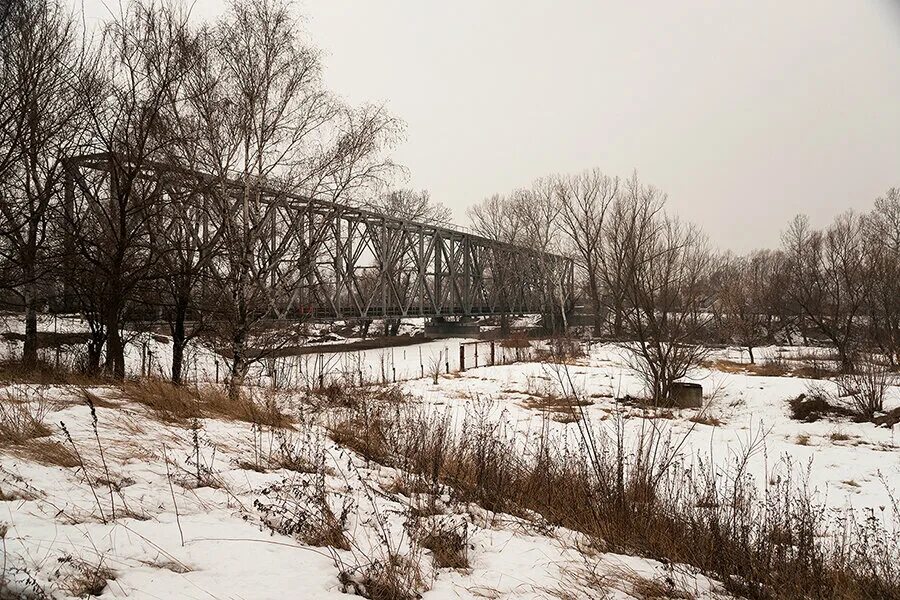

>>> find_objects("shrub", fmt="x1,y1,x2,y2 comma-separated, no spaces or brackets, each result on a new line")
414,518,469,569
255,474,352,551
788,386,852,423
838,358,893,419
57,556,114,598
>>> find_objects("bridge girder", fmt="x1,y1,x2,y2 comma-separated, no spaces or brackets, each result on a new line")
63,153,575,322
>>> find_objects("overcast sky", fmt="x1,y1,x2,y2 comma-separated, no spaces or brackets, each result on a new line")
80,0,900,252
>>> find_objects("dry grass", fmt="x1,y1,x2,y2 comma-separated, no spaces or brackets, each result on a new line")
534,336,587,364
383,473,434,498
705,357,839,380
415,520,469,569
57,557,114,598
704,358,791,377
829,430,853,442
499,334,532,349
326,384,900,600
687,413,723,427
23,439,79,467
627,573,693,599
795,433,811,446
521,393,592,423
0,388,79,467
0,388,52,444
76,387,119,409
255,476,351,551
119,379,292,428
0,359,113,386
344,553,426,600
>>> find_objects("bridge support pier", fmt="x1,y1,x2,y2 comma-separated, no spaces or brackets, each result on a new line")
424,316,480,339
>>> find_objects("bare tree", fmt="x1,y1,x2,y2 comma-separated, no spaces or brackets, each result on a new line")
556,169,618,336
513,180,568,332
863,188,900,366
373,188,450,225
781,212,868,371
371,188,449,335
184,0,399,399
0,3,25,193
716,250,782,363
0,0,88,368
468,193,524,334
600,173,665,338
64,0,193,377
148,178,222,384
616,178,713,405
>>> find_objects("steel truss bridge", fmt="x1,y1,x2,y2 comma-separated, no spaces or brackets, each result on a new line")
64,153,574,322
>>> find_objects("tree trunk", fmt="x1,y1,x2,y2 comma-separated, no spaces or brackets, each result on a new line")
748,345,755,364
837,345,854,374
171,302,188,384
22,280,38,369
587,272,603,337
500,313,510,335
86,327,104,375
388,319,401,336
104,304,125,378
228,330,247,401
172,337,185,386
613,296,624,338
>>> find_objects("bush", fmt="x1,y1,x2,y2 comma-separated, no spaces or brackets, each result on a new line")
838,358,893,419
413,518,469,569
788,387,852,423
255,474,352,551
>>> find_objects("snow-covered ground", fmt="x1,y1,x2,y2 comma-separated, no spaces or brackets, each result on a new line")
3,318,900,598
404,344,900,513
1,380,722,599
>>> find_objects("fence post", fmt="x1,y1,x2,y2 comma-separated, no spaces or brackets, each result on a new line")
490,341,495,366
459,344,465,372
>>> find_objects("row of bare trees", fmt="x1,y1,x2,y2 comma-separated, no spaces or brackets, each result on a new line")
715,192,900,372
0,0,401,397
469,170,899,403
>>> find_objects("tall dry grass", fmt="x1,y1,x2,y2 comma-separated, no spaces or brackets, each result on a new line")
327,385,900,600
119,378,292,428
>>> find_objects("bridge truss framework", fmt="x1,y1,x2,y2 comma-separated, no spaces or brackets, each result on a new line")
64,153,575,322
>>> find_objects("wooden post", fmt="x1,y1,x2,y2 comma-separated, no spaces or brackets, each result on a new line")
490,341,495,366
459,344,465,372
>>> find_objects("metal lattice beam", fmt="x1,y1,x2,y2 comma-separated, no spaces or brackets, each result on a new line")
64,153,575,321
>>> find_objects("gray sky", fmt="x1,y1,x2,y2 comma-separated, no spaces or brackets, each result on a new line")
81,0,900,252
